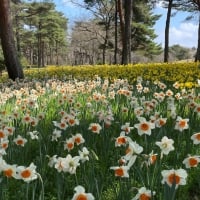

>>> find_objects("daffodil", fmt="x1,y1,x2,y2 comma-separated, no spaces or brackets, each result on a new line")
161,169,187,189
156,136,174,156
64,138,75,151
191,132,200,144
131,187,155,200
174,116,189,132
13,135,27,147
78,147,90,163
124,140,143,160
0,129,8,139
183,155,200,168
0,158,18,179
16,163,38,182
73,133,85,145
88,123,102,134
72,185,95,200
64,154,80,174
51,129,62,141
110,165,130,178
115,132,129,147
28,130,39,140
134,117,155,136
155,117,167,128
121,122,133,134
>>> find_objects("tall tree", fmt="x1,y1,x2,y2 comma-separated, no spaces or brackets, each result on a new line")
131,0,162,58
191,0,200,61
11,0,23,56
117,0,125,45
71,0,161,64
0,0,24,80
14,1,68,66
121,0,132,64
166,0,200,61
84,0,115,64
114,0,118,63
196,5,200,61
164,0,173,62
162,0,200,62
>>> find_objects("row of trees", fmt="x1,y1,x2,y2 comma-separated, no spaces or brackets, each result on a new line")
73,0,200,64
0,0,68,79
11,1,68,67
0,0,199,80
70,0,162,65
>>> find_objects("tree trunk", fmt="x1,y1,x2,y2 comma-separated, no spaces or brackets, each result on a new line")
41,41,45,67
164,0,173,62
195,11,200,62
117,0,125,44
13,0,21,56
56,41,59,65
49,46,53,64
102,25,109,64
114,0,118,64
0,0,24,80
122,0,132,64
37,21,42,67
15,15,21,56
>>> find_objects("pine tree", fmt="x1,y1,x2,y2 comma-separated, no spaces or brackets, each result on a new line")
11,1,68,66
131,0,162,58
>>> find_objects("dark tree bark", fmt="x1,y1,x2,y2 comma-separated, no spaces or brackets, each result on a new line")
114,0,118,64
195,13,200,61
117,0,125,43
37,21,42,67
102,24,110,64
12,0,21,56
164,0,173,62
0,0,24,80
194,0,200,62
122,0,132,64
15,15,21,55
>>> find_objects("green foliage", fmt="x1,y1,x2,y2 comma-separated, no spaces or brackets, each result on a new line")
20,56,30,68
169,45,191,60
131,0,162,56
11,1,68,67
81,0,163,64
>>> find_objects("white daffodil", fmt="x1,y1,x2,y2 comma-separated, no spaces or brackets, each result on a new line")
161,168,188,189
72,185,95,200
131,187,155,200
156,136,174,157
134,117,155,136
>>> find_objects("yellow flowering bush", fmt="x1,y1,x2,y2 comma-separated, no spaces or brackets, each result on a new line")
0,62,200,87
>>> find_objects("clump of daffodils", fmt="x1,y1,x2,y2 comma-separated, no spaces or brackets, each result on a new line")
47,147,90,174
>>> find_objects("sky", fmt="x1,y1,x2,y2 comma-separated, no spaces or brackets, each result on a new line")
153,4,198,48
53,0,198,48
